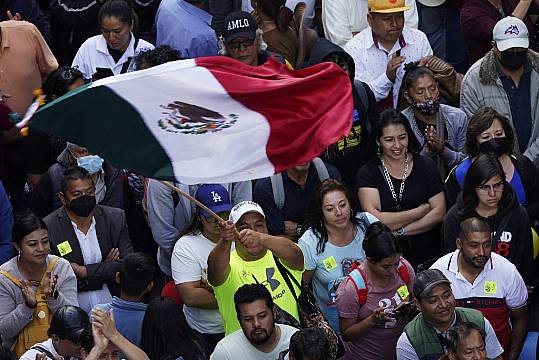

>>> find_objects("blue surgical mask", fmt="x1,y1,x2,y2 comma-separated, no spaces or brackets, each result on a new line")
77,155,104,175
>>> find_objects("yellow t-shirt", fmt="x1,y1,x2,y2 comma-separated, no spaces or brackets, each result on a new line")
213,250,303,335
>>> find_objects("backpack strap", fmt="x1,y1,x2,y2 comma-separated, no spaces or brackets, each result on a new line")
271,174,286,211
454,158,472,187
272,158,328,211
0,270,22,288
30,345,55,359
346,267,368,305
396,258,412,284
353,79,369,114
312,157,329,181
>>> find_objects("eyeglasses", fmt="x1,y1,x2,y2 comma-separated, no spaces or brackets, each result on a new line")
227,39,254,50
476,181,504,193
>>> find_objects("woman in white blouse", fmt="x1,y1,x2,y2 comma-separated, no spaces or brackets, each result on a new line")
72,0,154,80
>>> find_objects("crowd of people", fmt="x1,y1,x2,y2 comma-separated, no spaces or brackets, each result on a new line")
0,0,539,359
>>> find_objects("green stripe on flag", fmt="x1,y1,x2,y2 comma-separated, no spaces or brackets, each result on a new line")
31,85,176,181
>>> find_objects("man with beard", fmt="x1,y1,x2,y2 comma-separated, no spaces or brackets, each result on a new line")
210,284,298,359
430,217,528,360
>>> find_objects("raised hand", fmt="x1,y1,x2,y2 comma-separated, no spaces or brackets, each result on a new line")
6,11,22,21
43,272,58,299
20,280,37,308
386,53,406,83
219,220,237,244
92,308,119,341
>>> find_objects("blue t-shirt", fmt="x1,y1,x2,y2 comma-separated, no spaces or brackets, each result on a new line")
298,212,377,328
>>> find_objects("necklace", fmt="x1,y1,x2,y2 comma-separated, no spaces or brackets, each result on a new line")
380,153,409,211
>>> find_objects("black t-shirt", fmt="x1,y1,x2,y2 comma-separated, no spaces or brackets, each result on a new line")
356,154,444,266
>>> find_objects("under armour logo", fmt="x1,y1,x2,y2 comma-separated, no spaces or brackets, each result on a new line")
504,25,519,35
266,267,281,291
211,191,222,203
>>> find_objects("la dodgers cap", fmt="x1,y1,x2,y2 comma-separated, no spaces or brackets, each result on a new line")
195,184,232,218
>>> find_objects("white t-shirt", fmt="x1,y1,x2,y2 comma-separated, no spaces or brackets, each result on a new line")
171,233,225,334
72,33,154,79
19,338,77,360
395,314,504,359
210,324,298,360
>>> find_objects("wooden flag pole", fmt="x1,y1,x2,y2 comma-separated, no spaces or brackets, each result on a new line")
159,181,225,223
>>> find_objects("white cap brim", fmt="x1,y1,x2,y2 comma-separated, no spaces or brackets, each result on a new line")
496,37,529,52
229,201,265,224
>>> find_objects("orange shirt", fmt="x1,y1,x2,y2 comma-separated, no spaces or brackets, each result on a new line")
0,21,57,114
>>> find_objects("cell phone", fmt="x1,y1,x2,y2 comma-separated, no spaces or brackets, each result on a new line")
394,301,414,317
93,67,114,80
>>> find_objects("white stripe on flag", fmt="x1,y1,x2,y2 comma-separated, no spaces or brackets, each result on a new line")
101,60,274,184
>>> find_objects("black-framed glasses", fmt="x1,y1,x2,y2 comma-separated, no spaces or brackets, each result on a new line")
476,181,504,193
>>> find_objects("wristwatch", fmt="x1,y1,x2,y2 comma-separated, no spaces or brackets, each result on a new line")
395,227,405,237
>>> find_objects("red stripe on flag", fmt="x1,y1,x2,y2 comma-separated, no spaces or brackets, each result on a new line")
196,56,353,173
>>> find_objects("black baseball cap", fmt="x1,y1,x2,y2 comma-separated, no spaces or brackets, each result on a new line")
48,305,90,343
413,269,452,299
223,11,257,42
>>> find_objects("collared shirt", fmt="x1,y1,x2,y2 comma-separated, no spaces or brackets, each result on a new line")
156,0,218,59
344,26,432,106
0,20,57,114
72,33,154,79
395,312,503,360
430,250,528,350
497,59,533,154
72,217,112,313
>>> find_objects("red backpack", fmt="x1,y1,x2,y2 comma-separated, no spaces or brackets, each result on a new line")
346,257,412,305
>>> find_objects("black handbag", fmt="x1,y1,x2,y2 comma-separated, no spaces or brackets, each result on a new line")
273,257,345,360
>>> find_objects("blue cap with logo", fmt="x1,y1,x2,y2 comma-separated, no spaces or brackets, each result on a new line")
195,184,232,217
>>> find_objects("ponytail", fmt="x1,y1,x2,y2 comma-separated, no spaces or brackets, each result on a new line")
255,0,293,32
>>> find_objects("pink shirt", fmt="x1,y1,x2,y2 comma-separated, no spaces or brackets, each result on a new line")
336,259,415,360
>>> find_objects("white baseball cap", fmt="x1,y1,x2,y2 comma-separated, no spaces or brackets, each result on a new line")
493,16,529,51
416,0,446,8
229,201,265,224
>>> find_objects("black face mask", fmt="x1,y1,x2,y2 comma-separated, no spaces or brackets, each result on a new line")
68,195,96,217
478,137,512,157
499,51,527,70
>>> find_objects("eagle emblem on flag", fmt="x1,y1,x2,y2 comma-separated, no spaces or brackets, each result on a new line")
158,101,238,134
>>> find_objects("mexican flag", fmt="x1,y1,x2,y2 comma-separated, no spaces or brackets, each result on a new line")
31,56,353,184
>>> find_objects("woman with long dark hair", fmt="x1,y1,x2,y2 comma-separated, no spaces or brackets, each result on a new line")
298,179,377,333
140,297,204,360
357,109,446,268
0,213,77,357
336,222,414,360
443,154,534,284
445,107,539,224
